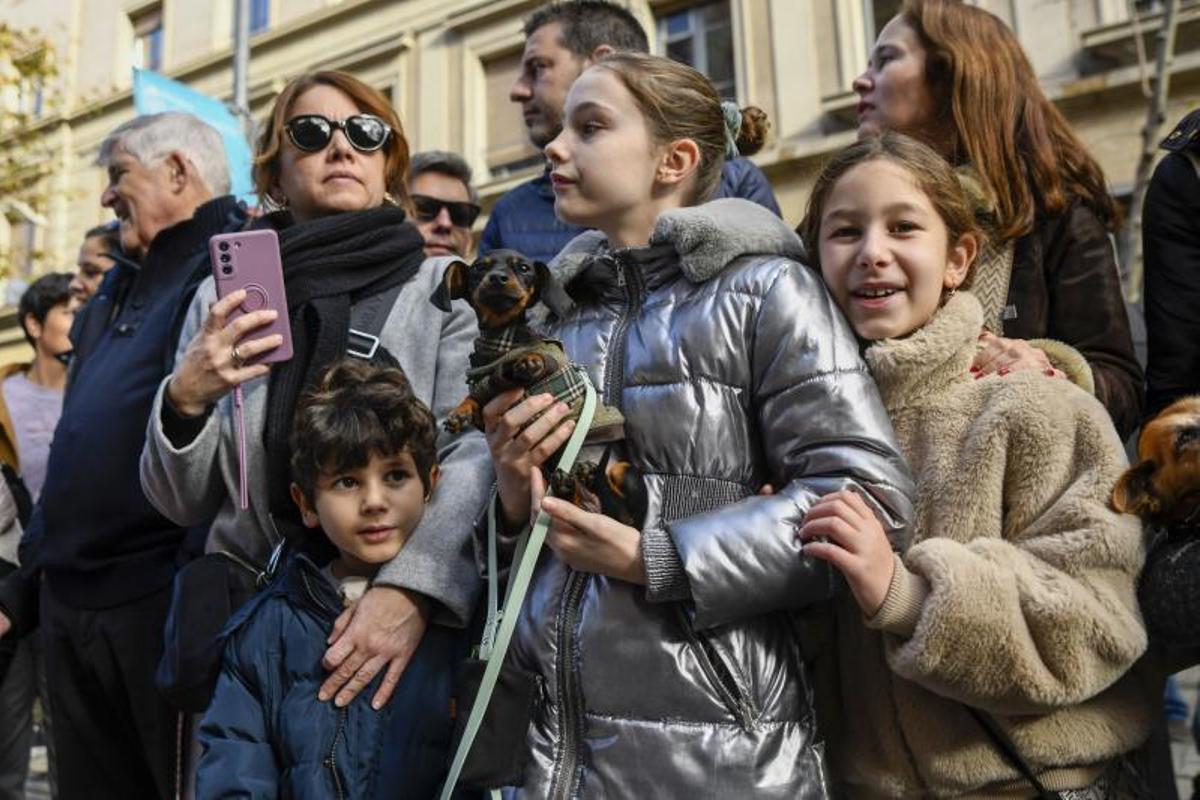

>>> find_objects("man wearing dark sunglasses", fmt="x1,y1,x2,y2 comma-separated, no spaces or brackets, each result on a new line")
408,151,480,259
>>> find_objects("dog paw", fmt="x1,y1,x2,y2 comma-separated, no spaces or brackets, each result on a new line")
444,411,472,434
508,353,550,384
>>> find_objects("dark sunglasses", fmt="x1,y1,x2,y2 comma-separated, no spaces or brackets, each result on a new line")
411,194,481,228
283,113,391,153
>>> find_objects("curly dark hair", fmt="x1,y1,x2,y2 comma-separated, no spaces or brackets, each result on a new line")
289,359,438,501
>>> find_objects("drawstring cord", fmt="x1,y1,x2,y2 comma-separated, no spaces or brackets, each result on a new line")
234,385,248,510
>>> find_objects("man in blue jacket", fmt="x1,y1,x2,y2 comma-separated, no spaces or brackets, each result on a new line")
0,111,244,800
480,0,781,265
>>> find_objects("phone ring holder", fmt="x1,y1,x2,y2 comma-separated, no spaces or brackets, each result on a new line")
241,284,269,312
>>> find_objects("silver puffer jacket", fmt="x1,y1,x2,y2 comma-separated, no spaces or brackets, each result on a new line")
509,200,914,799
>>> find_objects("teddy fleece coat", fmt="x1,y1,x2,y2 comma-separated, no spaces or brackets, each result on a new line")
826,292,1151,798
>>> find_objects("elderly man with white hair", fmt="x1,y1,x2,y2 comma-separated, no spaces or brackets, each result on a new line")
0,111,242,799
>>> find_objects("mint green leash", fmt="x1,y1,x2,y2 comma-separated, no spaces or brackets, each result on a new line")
440,373,598,800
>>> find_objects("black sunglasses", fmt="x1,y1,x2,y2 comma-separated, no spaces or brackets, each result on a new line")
411,194,481,228
283,113,391,153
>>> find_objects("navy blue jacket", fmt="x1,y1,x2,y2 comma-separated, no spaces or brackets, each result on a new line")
479,157,781,265
0,196,245,619
1143,148,1200,417
196,553,470,800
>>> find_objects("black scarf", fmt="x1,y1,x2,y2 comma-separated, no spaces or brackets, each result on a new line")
260,205,425,526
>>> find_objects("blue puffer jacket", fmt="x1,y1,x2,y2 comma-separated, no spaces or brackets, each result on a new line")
479,157,781,265
195,553,471,799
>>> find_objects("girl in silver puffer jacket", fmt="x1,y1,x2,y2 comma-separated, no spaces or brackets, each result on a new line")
479,53,914,799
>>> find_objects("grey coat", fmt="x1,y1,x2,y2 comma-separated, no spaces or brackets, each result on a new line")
139,257,491,625
507,200,915,798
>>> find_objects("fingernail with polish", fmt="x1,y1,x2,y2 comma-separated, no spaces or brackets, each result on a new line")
998,367,1010,376
969,365,981,373
1044,368,1055,376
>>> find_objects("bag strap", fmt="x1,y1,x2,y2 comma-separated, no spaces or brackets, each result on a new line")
347,281,405,360
440,372,598,800
965,706,1062,800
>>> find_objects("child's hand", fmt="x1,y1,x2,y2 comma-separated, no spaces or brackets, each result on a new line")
530,467,646,585
483,390,576,530
797,489,895,618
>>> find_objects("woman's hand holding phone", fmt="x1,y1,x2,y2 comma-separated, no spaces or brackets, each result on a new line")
167,290,283,417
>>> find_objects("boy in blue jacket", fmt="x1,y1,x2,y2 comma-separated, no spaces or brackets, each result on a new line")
196,359,468,799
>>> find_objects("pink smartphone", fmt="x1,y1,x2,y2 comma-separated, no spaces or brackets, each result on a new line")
210,229,293,365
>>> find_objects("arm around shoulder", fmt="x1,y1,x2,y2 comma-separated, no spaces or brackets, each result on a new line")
1042,204,1143,436
373,287,490,627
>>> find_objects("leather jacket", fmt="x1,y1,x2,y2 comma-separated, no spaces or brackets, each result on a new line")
506,200,915,798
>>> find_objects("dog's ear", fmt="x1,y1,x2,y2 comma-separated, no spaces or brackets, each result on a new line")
533,261,572,317
1112,459,1160,518
430,259,470,312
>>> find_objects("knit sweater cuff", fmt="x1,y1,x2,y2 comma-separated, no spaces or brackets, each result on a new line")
642,526,691,603
866,553,928,638
160,389,213,449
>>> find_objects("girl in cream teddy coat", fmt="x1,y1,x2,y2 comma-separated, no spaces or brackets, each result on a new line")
797,133,1152,798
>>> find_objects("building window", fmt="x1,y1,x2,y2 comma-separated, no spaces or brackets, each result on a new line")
250,0,270,34
657,1,737,100
231,0,271,39
131,5,164,71
4,216,37,280
483,50,540,176
12,53,47,119
863,0,902,49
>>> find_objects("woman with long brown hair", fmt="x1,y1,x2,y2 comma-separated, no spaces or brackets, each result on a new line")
852,0,1143,439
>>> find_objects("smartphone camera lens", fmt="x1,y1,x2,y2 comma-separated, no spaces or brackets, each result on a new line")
219,253,231,263
218,242,230,252
221,265,233,276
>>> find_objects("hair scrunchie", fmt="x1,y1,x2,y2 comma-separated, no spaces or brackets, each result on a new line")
721,101,742,159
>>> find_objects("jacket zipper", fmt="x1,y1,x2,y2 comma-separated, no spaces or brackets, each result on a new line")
549,570,590,800
324,706,349,800
547,255,644,798
603,256,643,410
672,606,756,729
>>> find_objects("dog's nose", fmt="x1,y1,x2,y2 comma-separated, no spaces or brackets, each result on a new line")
488,273,509,287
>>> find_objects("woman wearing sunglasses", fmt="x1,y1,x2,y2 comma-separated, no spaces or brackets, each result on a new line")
140,70,488,745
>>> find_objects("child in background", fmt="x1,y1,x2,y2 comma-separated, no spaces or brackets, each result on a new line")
479,52,913,797
797,132,1152,798
195,359,466,799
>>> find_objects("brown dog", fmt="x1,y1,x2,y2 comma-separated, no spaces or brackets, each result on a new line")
1113,396,1200,523
431,250,646,526
430,249,573,434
